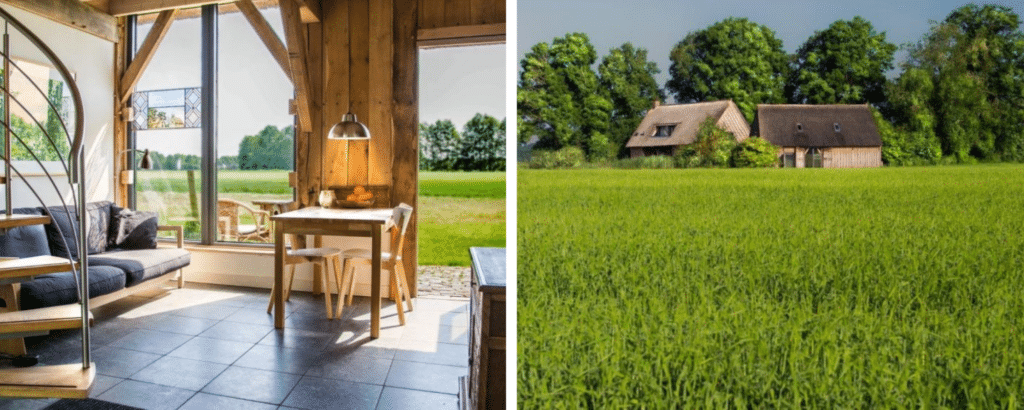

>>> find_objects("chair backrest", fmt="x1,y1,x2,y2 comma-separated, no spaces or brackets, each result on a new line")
217,199,241,235
389,203,413,261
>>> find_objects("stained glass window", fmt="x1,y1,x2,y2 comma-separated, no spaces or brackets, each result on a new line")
132,87,201,130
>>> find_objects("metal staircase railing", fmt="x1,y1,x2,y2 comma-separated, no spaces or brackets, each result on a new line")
0,5,93,397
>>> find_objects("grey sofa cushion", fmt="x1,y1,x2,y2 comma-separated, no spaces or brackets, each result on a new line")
0,208,51,258
18,265,127,310
89,248,190,286
110,209,158,250
45,201,113,258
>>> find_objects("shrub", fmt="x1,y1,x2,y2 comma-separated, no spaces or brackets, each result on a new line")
528,147,586,169
638,155,675,169
675,117,736,167
731,137,778,167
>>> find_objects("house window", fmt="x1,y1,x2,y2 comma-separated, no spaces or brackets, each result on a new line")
834,122,841,132
796,123,804,132
806,148,823,168
130,3,294,244
654,125,675,137
782,153,796,168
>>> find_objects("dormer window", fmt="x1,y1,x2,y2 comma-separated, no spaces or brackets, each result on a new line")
834,122,841,132
796,123,804,132
654,125,676,137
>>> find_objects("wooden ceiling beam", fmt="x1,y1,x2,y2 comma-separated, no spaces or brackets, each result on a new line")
0,0,117,42
107,0,226,17
236,0,291,83
294,0,320,23
279,0,311,131
119,8,178,104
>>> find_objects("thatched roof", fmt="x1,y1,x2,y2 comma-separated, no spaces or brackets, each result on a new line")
756,104,882,147
625,100,750,148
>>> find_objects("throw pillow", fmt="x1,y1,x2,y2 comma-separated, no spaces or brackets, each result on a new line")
112,209,159,250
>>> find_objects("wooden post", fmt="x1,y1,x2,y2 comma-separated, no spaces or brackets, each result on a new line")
393,0,418,297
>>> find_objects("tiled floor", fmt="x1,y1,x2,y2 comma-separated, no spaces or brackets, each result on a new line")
0,283,470,410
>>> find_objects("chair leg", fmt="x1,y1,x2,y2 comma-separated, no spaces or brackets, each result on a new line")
177,268,184,289
346,262,357,306
266,281,276,314
390,265,406,326
321,260,334,319
396,262,414,312
335,256,348,319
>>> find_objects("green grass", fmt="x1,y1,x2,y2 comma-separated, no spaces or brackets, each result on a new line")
518,164,1024,408
137,170,506,266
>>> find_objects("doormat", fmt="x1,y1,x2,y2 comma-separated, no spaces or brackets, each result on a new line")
43,398,143,410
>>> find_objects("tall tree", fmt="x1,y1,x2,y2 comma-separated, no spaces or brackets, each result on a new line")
788,17,897,105
458,114,506,171
518,33,613,160
419,119,461,171
667,18,789,122
901,4,1024,161
238,125,293,170
598,43,664,158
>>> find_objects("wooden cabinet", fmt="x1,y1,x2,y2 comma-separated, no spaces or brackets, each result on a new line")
461,247,505,410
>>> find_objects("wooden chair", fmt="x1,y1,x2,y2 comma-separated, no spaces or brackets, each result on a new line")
217,198,271,242
338,203,414,324
266,233,344,319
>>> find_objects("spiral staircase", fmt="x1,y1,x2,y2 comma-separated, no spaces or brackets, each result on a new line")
0,6,95,398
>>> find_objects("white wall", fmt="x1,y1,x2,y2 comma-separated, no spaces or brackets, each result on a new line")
4,8,114,209
183,235,396,296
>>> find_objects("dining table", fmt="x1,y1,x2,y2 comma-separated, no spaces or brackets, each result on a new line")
270,206,394,338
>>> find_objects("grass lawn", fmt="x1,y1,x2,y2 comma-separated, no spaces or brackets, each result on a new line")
519,164,1024,407
137,170,505,266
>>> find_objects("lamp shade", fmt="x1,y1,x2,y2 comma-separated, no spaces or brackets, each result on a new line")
327,112,371,140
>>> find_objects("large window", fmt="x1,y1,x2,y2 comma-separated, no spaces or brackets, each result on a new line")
131,3,293,244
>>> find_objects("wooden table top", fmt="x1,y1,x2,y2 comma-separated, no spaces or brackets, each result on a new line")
251,199,295,205
271,206,392,223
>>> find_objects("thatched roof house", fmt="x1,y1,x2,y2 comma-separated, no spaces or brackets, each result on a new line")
756,104,883,168
626,100,750,158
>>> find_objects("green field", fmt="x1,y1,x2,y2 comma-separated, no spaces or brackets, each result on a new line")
519,165,1024,408
137,170,505,266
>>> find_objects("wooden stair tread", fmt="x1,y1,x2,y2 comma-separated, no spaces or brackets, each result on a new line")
0,305,92,334
0,214,51,229
0,363,95,399
0,256,78,279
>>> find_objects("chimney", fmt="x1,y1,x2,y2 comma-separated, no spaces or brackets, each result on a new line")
653,99,660,109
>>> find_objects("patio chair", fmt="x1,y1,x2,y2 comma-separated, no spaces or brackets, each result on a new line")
266,234,343,319
338,203,414,324
217,198,271,242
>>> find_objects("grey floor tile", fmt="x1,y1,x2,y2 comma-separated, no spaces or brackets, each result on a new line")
96,379,195,410
306,353,393,385
135,314,219,336
394,341,468,367
106,329,193,355
233,344,320,375
88,374,125,398
91,346,162,378
258,328,337,351
0,399,54,410
170,303,242,320
376,387,458,410
179,392,279,410
400,324,469,346
202,366,302,405
413,298,468,313
322,336,399,360
281,376,382,410
222,308,282,326
90,326,137,347
167,336,254,365
198,320,274,344
384,361,467,395
130,355,228,391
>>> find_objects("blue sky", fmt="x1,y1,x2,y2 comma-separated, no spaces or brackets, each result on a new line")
517,0,1024,98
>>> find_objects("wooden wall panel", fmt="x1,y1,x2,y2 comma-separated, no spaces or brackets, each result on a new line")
346,0,370,186
321,0,350,188
419,0,503,29
368,0,394,186
392,0,418,296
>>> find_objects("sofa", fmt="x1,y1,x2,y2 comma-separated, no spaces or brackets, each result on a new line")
0,201,190,311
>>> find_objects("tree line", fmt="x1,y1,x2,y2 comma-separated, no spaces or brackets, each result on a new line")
518,3,1024,165
420,113,506,171
144,124,294,171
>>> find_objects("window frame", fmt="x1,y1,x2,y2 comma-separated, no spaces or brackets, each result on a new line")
653,124,676,137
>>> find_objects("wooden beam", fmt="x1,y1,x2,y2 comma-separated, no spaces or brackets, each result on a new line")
280,0,312,132
416,22,504,48
0,0,117,42
236,0,291,83
119,8,177,104
394,0,418,297
81,0,111,14
108,0,226,16
295,0,320,23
